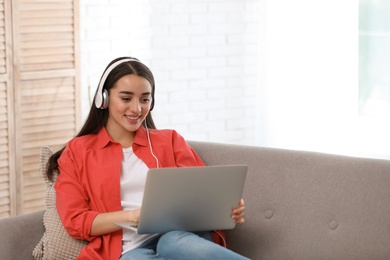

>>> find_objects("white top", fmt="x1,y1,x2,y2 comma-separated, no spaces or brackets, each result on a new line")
120,147,157,254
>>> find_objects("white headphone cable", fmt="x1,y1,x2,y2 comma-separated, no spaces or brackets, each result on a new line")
145,123,159,168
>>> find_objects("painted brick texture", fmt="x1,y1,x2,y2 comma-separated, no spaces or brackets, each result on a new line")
80,0,259,145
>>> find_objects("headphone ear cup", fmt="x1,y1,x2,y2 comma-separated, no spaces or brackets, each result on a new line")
101,89,109,109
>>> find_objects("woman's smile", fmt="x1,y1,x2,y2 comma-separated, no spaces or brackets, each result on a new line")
125,114,141,122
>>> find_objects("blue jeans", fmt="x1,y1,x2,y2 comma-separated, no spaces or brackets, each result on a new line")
120,230,249,260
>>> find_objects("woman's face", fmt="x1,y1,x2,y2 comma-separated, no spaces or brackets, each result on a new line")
106,74,152,141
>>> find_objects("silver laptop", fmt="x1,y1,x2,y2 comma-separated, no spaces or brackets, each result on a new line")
114,164,247,234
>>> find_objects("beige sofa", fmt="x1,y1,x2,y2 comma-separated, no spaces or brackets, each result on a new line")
1,141,390,259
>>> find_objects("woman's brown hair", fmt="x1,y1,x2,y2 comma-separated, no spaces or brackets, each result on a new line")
46,57,156,181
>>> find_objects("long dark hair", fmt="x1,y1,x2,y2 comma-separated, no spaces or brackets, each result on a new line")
46,57,157,181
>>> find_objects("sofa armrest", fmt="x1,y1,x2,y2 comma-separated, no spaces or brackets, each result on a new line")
0,210,45,260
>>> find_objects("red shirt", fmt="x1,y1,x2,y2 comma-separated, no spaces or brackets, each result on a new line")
55,127,225,260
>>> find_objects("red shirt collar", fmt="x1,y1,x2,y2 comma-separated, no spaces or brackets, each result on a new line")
97,126,148,149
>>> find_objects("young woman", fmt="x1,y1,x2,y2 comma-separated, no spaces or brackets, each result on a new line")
47,57,248,259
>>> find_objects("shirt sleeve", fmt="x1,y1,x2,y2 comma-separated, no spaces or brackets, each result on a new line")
55,144,99,241
171,130,206,167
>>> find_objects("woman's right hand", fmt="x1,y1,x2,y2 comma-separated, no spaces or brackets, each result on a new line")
128,208,141,223
90,208,142,236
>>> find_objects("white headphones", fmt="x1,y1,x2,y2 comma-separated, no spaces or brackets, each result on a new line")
94,58,139,109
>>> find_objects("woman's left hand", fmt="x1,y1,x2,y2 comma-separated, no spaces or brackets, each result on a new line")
231,198,245,224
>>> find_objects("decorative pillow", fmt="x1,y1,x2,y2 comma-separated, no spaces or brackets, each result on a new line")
33,146,88,260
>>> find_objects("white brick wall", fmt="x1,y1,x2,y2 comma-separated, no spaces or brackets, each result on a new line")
80,0,259,145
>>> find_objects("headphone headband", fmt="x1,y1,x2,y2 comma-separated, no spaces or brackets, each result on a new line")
95,58,139,109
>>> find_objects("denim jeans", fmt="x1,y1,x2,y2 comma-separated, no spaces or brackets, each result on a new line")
120,230,249,260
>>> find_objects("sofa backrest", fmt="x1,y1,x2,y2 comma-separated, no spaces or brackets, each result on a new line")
0,210,44,260
188,141,390,260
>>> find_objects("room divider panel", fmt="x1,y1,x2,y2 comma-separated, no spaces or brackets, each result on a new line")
0,0,80,218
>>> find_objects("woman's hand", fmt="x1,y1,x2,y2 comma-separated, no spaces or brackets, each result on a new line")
231,199,245,224
90,208,141,236
129,208,141,223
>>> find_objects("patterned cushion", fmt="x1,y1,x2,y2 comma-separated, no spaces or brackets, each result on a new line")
33,146,88,260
